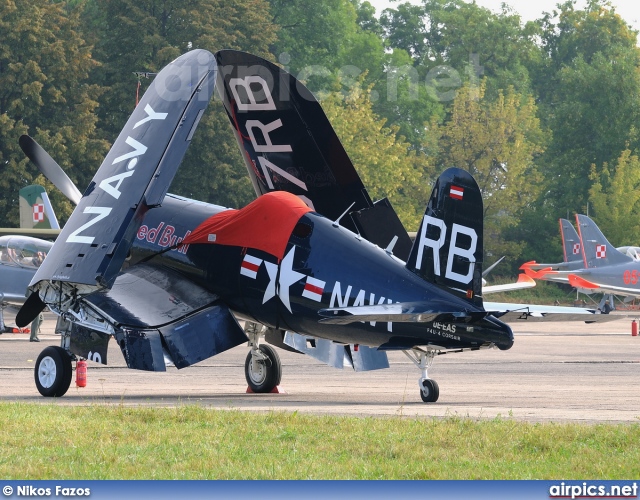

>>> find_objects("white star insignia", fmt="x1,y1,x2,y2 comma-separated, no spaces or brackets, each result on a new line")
261,247,305,313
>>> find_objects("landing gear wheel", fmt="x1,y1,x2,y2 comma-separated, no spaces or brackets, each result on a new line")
34,346,73,397
245,344,282,393
420,379,440,403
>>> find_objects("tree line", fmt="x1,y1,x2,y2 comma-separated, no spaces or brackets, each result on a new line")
1,0,639,274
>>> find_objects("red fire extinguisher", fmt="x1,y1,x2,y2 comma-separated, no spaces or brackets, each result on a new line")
632,320,638,337
76,360,87,387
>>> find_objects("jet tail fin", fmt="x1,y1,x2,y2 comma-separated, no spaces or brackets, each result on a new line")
405,168,483,307
559,218,582,264
19,185,60,230
575,214,632,268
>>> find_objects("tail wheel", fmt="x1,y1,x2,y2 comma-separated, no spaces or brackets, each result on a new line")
244,344,282,393
420,379,440,403
34,346,73,397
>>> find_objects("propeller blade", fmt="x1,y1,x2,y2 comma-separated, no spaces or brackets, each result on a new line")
19,135,83,205
482,255,505,277
16,292,47,328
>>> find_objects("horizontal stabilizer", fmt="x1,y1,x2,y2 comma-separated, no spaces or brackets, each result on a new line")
319,301,488,325
482,274,536,294
521,264,555,279
568,274,599,290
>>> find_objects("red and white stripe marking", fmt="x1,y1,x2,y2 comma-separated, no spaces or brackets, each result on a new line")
573,243,581,255
302,276,325,302
240,254,262,279
33,204,45,223
449,185,464,200
596,244,606,259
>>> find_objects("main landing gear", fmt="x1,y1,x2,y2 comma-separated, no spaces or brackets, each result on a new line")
403,348,440,403
34,346,73,397
244,322,282,393
34,320,78,397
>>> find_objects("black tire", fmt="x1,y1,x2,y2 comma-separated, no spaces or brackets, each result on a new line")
420,379,440,403
244,344,282,393
34,346,73,397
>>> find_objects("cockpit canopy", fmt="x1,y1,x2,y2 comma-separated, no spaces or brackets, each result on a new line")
0,235,53,270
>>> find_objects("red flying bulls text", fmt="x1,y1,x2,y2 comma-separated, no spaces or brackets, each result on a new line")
136,222,190,254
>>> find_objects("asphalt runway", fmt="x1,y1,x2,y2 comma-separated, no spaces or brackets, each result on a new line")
1,312,639,423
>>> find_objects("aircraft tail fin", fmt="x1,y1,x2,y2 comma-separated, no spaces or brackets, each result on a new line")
559,218,581,263
405,168,483,307
575,214,632,268
19,185,60,230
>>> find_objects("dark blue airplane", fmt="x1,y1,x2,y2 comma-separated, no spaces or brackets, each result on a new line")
18,50,610,402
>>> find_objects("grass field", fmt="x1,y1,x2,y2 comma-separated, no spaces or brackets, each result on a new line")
1,403,638,479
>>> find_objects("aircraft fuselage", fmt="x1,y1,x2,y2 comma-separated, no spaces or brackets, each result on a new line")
128,195,514,352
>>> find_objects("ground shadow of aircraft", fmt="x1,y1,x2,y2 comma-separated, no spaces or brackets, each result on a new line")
17,50,615,402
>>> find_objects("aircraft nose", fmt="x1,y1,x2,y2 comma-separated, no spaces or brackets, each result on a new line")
480,315,514,350
494,320,514,350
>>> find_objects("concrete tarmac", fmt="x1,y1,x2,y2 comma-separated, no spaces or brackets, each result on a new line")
1,312,639,423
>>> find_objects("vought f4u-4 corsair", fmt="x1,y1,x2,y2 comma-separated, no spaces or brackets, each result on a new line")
18,50,613,402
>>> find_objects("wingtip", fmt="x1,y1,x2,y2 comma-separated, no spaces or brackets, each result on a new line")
516,274,536,285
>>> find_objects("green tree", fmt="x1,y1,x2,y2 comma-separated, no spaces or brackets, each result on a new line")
85,0,278,208
322,81,427,230
267,0,393,115
269,0,377,77
588,149,640,246
353,0,383,38
378,0,538,152
433,81,546,262
381,0,540,98
532,0,640,217
372,47,445,152
0,0,106,226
